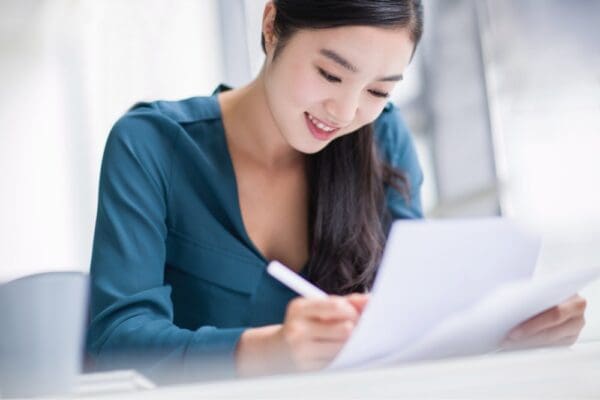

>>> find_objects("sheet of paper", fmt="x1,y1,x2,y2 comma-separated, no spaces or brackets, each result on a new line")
362,265,600,368
328,218,542,369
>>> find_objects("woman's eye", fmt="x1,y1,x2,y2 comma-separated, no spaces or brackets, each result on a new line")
317,67,342,83
317,66,389,99
368,89,390,99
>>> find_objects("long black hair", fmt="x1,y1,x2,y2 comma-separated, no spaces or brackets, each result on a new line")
262,0,424,294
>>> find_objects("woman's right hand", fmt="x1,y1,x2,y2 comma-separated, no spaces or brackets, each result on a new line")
275,294,367,371
235,293,368,376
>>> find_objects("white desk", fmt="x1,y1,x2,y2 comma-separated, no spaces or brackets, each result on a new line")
76,341,600,399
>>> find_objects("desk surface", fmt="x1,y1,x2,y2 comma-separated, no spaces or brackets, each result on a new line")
75,341,600,399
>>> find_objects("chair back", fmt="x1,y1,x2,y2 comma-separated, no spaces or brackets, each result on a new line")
0,271,88,398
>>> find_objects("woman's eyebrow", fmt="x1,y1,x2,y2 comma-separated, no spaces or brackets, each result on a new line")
319,48,403,82
320,48,358,72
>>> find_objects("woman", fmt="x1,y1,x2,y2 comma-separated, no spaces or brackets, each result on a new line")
86,0,586,383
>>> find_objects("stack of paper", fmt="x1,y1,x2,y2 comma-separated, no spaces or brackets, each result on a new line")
328,218,600,370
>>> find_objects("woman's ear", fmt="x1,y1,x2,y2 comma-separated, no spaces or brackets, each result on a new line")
262,1,277,54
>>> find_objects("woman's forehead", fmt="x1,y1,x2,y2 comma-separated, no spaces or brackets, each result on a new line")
289,26,414,73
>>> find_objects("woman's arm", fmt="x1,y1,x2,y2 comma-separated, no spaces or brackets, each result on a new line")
87,110,247,384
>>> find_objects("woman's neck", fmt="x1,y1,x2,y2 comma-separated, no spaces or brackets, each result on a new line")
218,71,305,170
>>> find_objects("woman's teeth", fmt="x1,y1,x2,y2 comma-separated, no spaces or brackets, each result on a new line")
307,113,335,132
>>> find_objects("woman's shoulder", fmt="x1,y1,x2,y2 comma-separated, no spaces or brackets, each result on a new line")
105,95,221,159
128,94,221,124
98,95,226,214
373,101,424,219
114,94,219,136
373,101,414,160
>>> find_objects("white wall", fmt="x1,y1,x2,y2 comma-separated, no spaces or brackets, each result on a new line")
0,0,223,282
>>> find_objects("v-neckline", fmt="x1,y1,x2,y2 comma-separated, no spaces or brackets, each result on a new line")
210,84,310,276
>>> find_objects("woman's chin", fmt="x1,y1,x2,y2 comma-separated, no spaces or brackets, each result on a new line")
290,139,330,155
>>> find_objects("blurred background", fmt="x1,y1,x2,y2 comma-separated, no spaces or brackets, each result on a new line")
1,0,599,339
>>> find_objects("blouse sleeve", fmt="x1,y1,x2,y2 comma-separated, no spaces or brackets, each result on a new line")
374,103,425,221
86,107,246,384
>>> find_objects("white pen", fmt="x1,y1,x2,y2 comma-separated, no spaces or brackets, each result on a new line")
267,261,328,298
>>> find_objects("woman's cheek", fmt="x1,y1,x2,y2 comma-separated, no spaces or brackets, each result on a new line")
289,73,327,108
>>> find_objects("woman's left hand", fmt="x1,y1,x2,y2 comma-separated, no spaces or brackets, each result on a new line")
501,294,587,350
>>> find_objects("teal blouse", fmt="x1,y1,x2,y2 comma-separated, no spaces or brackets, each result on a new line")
86,84,423,383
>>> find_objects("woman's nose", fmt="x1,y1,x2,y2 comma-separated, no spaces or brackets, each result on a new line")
324,95,359,127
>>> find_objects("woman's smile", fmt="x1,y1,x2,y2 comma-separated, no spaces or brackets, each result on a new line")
304,111,340,141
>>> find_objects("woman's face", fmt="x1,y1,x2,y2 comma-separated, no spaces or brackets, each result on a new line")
262,24,415,154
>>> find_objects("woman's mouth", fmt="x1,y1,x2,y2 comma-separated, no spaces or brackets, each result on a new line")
304,112,340,141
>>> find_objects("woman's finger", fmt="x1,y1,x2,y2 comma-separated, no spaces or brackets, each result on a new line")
502,316,585,350
294,359,330,372
297,339,346,360
507,295,586,340
552,335,579,347
345,293,370,314
305,319,355,341
533,316,585,343
290,296,359,322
